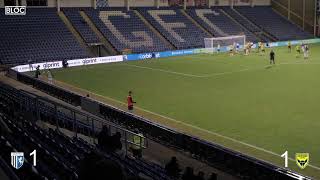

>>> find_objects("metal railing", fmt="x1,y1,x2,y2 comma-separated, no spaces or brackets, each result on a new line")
3,86,147,155
7,70,312,180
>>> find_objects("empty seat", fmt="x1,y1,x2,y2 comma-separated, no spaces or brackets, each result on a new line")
0,8,90,65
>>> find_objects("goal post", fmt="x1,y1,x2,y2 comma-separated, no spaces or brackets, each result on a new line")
204,35,246,53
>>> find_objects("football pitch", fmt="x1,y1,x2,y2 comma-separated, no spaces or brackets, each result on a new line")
52,45,320,178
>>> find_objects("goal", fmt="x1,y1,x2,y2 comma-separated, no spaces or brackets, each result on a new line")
204,35,246,53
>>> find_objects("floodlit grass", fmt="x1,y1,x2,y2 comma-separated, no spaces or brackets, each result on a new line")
52,45,320,178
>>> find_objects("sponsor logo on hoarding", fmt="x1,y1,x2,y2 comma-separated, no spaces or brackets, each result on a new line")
12,61,63,72
83,59,97,64
67,56,123,67
139,53,153,59
43,62,60,68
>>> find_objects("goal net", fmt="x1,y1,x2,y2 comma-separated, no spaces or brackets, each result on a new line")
204,35,246,53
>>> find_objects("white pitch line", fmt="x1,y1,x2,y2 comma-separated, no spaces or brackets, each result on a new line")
124,62,320,79
59,62,320,171
133,105,320,171
123,63,259,78
67,83,320,171
122,64,204,78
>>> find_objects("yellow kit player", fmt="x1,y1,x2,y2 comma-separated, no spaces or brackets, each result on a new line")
229,44,234,56
257,42,262,53
244,43,249,55
261,43,266,55
296,45,301,58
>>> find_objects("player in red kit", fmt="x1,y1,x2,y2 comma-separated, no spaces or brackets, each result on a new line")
127,91,136,112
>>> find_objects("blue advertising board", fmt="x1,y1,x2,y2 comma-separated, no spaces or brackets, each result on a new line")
155,49,197,58
124,53,154,61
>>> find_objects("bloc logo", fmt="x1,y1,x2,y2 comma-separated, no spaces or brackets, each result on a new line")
295,153,309,169
11,152,24,169
5,6,26,15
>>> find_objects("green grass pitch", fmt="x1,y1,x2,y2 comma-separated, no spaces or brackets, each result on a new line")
51,45,320,178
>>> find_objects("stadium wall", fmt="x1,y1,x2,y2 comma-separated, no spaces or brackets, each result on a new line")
212,0,270,6
26,0,271,8
47,0,93,7
60,0,92,7
0,0,270,8
271,0,316,35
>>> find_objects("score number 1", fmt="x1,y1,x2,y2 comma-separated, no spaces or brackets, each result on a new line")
30,150,37,166
281,151,288,168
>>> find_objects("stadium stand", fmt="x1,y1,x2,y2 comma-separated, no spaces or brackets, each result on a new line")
0,82,175,180
186,8,259,42
220,7,272,42
85,8,171,53
63,8,100,44
0,3,317,179
96,0,109,7
235,6,313,41
0,8,91,65
0,6,314,66
138,8,210,49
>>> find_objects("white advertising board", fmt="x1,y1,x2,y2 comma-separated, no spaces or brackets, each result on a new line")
12,61,63,72
67,56,123,67
12,55,124,72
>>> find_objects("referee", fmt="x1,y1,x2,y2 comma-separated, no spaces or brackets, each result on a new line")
270,50,275,64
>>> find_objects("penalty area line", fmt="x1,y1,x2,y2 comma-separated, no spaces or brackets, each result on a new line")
123,64,254,78
55,80,320,171
122,64,204,78
123,62,320,79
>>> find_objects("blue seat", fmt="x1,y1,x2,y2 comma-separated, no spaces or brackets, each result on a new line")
235,6,313,41
138,7,209,49
187,8,259,42
0,8,90,65
86,8,171,53
63,8,100,44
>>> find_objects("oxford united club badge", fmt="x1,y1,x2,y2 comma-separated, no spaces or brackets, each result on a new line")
11,152,24,169
295,153,309,169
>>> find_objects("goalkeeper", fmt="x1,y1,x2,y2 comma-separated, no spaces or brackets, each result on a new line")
217,44,221,53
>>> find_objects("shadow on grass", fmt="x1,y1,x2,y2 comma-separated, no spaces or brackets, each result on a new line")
265,65,273,69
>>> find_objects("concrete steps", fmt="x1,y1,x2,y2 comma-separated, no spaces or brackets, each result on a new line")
134,10,176,50
58,11,94,57
180,9,213,38
80,11,118,55
230,8,278,41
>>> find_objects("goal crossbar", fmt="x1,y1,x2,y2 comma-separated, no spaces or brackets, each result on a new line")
204,35,246,41
204,35,246,53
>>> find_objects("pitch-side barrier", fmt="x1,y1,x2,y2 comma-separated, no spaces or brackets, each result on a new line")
11,38,320,73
